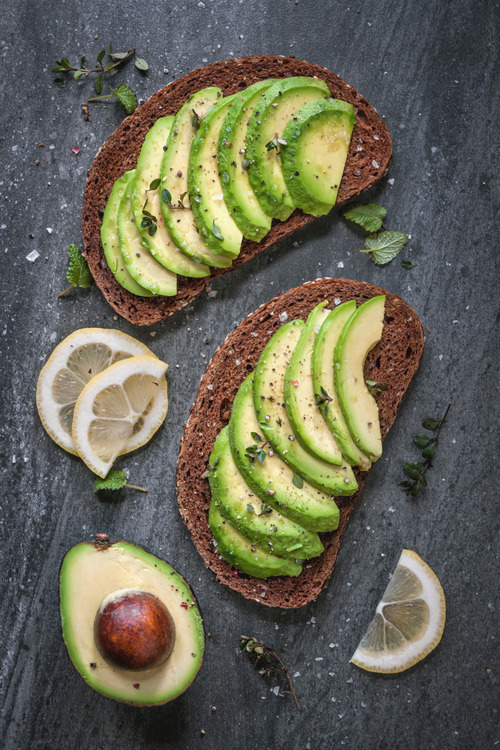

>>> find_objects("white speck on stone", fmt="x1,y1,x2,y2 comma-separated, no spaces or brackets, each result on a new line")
12,455,16,464
388,506,396,513
338,713,345,719
198,1,205,6
347,677,353,683
315,657,323,662
292,241,299,248
372,160,379,168
46,227,53,234
366,526,370,530
279,312,288,323
388,178,395,186
271,685,280,695
307,616,316,625
361,701,367,708
431,146,438,154
337,261,344,269
49,331,57,342
150,331,157,337
439,354,443,360
453,320,459,324
26,250,40,262
334,297,341,305
207,290,218,298
331,696,336,702
294,672,300,677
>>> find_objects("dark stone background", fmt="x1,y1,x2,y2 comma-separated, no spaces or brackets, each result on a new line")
0,1,497,748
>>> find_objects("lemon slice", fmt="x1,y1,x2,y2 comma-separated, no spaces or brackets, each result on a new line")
36,328,157,455
72,355,168,477
351,549,445,673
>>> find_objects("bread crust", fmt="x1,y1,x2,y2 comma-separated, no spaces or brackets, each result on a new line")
82,57,392,325
177,279,424,608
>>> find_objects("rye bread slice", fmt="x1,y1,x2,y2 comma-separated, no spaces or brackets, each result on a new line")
176,279,424,608
82,56,392,325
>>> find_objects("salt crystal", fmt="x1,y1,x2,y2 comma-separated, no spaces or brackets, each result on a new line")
294,672,300,677
279,312,288,323
334,297,341,305
207,384,213,391
315,657,323,662
271,685,280,695
150,331,157,337
388,178,395,186
337,261,344,269
26,250,39,262
372,160,379,168
46,227,53,234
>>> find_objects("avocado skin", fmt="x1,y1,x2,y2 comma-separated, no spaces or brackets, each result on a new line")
217,79,275,241
280,99,356,216
209,427,323,560
246,77,330,221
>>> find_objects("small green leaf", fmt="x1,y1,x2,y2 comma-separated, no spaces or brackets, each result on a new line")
54,77,64,88
400,480,413,489
401,260,416,269
422,417,440,430
419,474,428,487
94,75,103,94
97,49,106,64
103,61,115,74
251,432,262,442
422,443,436,459
247,504,255,514
410,485,420,496
113,84,137,114
66,244,91,289
362,231,408,265
149,178,161,190
109,49,132,61
212,220,224,242
265,135,279,151
403,462,421,480
365,380,376,387
292,474,303,489
94,469,127,492
59,57,72,69
52,65,68,73
179,191,188,205
134,56,149,71
343,203,387,232
80,56,86,68
162,188,172,204
73,70,85,80
413,434,431,447
148,223,158,236
257,449,266,463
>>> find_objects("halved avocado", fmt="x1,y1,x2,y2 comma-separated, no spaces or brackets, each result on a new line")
59,536,204,706
253,321,358,495
281,99,356,216
334,296,386,461
101,172,154,297
131,116,209,278
217,79,275,241
209,427,323,560
284,301,344,465
188,95,243,258
160,88,231,268
312,301,372,470
229,374,340,532
245,77,330,221
117,171,177,296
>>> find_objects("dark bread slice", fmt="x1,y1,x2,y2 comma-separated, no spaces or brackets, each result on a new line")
82,56,392,325
177,279,424,608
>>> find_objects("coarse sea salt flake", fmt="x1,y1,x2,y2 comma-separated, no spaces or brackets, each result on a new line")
26,250,39,262
372,160,379,168
334,297,341,305
279,312,288,323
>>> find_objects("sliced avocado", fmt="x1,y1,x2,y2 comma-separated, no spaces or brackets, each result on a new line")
253,321,358,495
229,374,340,532
59,537,204,706
209,427,323,560
117,171,177,296
246,77,330,221
217,79,275,241
281,99,356,216
160,88,232,268
284,302,344,465
312,301,372,470
131,116,209,278
101,172,154,297
209,501,302,578
188,95,243,258
334,296,386,461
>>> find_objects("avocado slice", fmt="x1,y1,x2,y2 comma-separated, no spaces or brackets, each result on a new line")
188,95,243,258
253,321,358,495
312,301,372,470
59,537,204,705
229,374,340,532
284,302,344,465
217,79,275,241
334,296,386,461
209,501,302,578
280,99,356,216
117,171,177,296
209,427,323,560
101,172,155,297
246,77,330,221
131,116,209,278
160,88,232,268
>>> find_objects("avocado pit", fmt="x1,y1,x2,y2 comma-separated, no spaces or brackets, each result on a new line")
94,588,175,671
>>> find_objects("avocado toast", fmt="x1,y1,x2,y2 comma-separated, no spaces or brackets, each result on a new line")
177,279,424,608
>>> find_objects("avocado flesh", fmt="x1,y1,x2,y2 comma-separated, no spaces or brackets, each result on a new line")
312,302,372,470
217,79,275,241
59,540,204,705
131,117,209,278
209,502,302,579
188,95,243,258
334,296,386,461
117,171,177,296
284,302,344,465
253,322,358,495
101,172,155,297
209,427,323,560
229,374,340,532
281,99,356,216
246,77,330,221
160,88,232,268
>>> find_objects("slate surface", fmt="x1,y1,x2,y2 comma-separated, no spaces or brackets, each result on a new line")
0,1,497,748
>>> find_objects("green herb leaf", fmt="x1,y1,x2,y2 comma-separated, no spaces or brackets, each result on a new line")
148,223,158,236
149,178,161,190
97,49,106,64
103,61,115,74
212,219,224,242
247,504,255,514
65,244,92,289
413,434,431,447
401,260,416,269
54,77,65,88
362,231,408,265
422,417,440,430
134,56,149,71
403,463,421,481
422,443,436,459
292,474,303,489
94,469,127,492
94,75,103,94
73,70,85,80
251,432,262,442
108,49,133,61
191,109,201,130
257,449,266,463
265,135,279,152
343,203,387,232
162,188,172,204
401,405,450,496
113,83,137,114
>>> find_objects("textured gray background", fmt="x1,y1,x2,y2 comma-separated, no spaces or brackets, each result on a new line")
0,1,498,748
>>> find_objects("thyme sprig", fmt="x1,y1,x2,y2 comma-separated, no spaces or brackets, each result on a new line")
400,404,451,496
240,636,299,709
265,134,287,152
314,386,333,413
245,432,271,463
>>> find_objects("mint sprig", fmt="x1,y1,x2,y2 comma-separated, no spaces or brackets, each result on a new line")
59,244,92,297
361,230,408,265
343,203,387,233
88,83,138,115
94,469,147,493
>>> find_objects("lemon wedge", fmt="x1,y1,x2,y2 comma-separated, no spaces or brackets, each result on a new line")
72,355,168,477
36,328,157,455
351,549,445,673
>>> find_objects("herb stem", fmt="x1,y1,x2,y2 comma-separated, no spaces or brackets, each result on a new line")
58,285,74,297
87,93,115,102
125,484,148,493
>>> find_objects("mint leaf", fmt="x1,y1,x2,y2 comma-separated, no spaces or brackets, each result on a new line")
66,244,91,288
361,231,408,265
113,84,137,114
94,469,127,492
134,56,149,71
343,203,387,232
